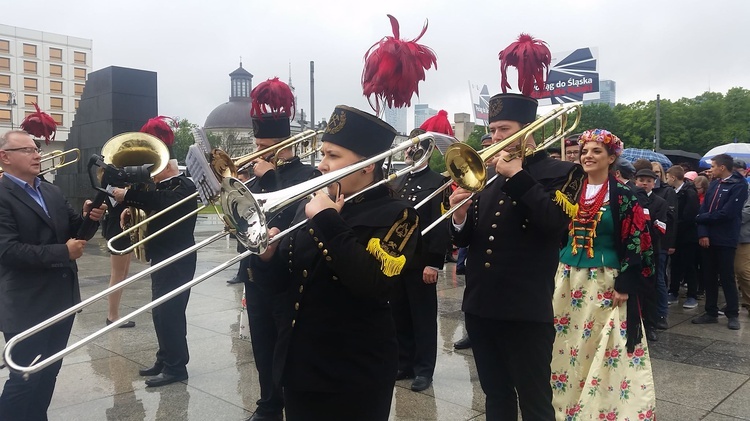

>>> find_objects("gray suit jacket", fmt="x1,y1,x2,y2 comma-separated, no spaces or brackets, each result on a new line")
0,176,91,332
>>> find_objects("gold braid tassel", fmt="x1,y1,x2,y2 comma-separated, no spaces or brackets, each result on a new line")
366,238,407,277
554,190,579,219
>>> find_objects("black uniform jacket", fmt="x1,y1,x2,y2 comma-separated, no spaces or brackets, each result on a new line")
653,181,677,250
641,192,668,253
675,182,700,244
123,174,197,263
391,166,451,268
0,176,95,332
450,153,577,324
252,185,421,393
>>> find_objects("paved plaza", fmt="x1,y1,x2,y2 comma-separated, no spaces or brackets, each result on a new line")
2,215,749,420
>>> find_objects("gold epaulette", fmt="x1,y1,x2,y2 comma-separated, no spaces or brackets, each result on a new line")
366,209,418,277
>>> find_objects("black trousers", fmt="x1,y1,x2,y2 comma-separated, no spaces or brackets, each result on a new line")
245,280,284,415
701,246,740,317
150,253,196,376
0,316,74,421
464,313,555,421
669,242,699,298
284,387,393,421
390,269,438,378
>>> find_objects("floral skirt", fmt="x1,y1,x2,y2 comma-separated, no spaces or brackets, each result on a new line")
551,264,656,421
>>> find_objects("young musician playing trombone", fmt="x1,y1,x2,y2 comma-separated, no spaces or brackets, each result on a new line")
448,34,581,420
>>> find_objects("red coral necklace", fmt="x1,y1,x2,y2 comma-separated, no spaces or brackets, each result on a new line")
576,179,608,224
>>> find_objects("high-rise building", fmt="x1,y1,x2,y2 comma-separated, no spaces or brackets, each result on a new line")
0,24,92,149
383,105,407,135
584,79,616,108
414,103,437,129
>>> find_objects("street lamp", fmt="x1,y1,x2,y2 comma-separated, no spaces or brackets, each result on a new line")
7,90,17,130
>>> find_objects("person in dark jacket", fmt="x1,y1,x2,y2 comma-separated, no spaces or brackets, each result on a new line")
665,165,701,308
692,153,748,330
253,105,420,421
390,113,453,392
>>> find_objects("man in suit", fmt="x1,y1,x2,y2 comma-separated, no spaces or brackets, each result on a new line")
113,157,198,387
0,129,105,420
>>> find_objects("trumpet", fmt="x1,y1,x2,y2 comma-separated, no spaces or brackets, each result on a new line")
419,104,581,235
1,131,445,378
39,148,80,176
107,130,323,255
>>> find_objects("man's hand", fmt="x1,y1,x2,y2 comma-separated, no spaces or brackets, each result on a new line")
449,187,473,225
66,238,87,260
613,291,629,307
259,227,281,262
112,187,127,203
699,237,710,248
423,267,438,284
494,150,523,178
305,189,344,219
83,200,107,221
250,159,275,178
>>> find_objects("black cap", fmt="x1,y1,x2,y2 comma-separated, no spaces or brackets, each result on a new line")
488,93,538,125
252,114,291,139
480,133,492,145
615,158,636,180
635,168,658,179
322,105,397,158
733,159,747,170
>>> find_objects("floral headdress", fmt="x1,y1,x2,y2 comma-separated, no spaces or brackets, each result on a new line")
577,129,623,157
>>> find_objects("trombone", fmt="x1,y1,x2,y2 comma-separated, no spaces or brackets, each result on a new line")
419,103,581,235
39,148,80,176
1,131,445,378
107,129,322,255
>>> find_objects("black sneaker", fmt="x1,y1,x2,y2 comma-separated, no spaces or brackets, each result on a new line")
692,314,719,324
718,306,727,316
728,317,741,330
655,316,669,330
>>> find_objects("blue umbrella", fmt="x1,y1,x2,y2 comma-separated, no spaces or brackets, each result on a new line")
699,142,750,168
620,148,673,169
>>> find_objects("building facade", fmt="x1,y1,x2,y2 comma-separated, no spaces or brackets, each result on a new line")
583,79,616,108
0,24,92,153
383,105,407,135
414,103,437,130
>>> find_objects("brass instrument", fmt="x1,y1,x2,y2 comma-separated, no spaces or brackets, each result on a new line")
38,148,80,176
0,132,447,378
107,129,323,255
419,104,581,235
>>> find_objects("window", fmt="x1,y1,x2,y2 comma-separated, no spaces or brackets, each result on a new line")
74,83,84,95
0,75,9,88
24,94,38,106
74,51,86,64
74,99,80,110
50,97,63,110
0,92,9,103
50,64,63,77
49,47,62,61
50,113,63,126
0,57,9,71
0,110,10,122
23,61,37,75
50,81,63,94
24,78,38,91
0,40,9,54
74,67,86,80
23,44,37,57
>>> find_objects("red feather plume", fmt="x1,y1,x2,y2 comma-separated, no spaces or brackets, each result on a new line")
20,103,57,145
498,33,551,97
362,14,438,115
419,110,453,136
250,77,295,119
140,116,176,146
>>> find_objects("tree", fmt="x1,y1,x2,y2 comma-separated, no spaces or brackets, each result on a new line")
171,119,223,163
579,103,619,134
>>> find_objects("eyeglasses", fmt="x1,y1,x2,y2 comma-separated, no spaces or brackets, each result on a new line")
1,147,42,154
565,150,580,156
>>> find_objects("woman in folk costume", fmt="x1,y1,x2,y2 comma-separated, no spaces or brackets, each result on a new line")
551,129,656,420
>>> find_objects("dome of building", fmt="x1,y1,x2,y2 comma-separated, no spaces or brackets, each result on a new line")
204,62,254,129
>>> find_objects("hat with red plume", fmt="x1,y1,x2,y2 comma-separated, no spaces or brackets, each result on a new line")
489,33,551,125
408,110,453,156
250,77,295,139
20,103,57,145
362,14,437,116
140,116,176,158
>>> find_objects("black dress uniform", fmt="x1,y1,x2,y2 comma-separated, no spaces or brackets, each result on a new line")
451,152,576,420
123,173,197,377
240,156,318,419
390,165,451,382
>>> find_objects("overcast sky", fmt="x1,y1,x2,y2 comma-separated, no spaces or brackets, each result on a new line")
4,0,749,131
